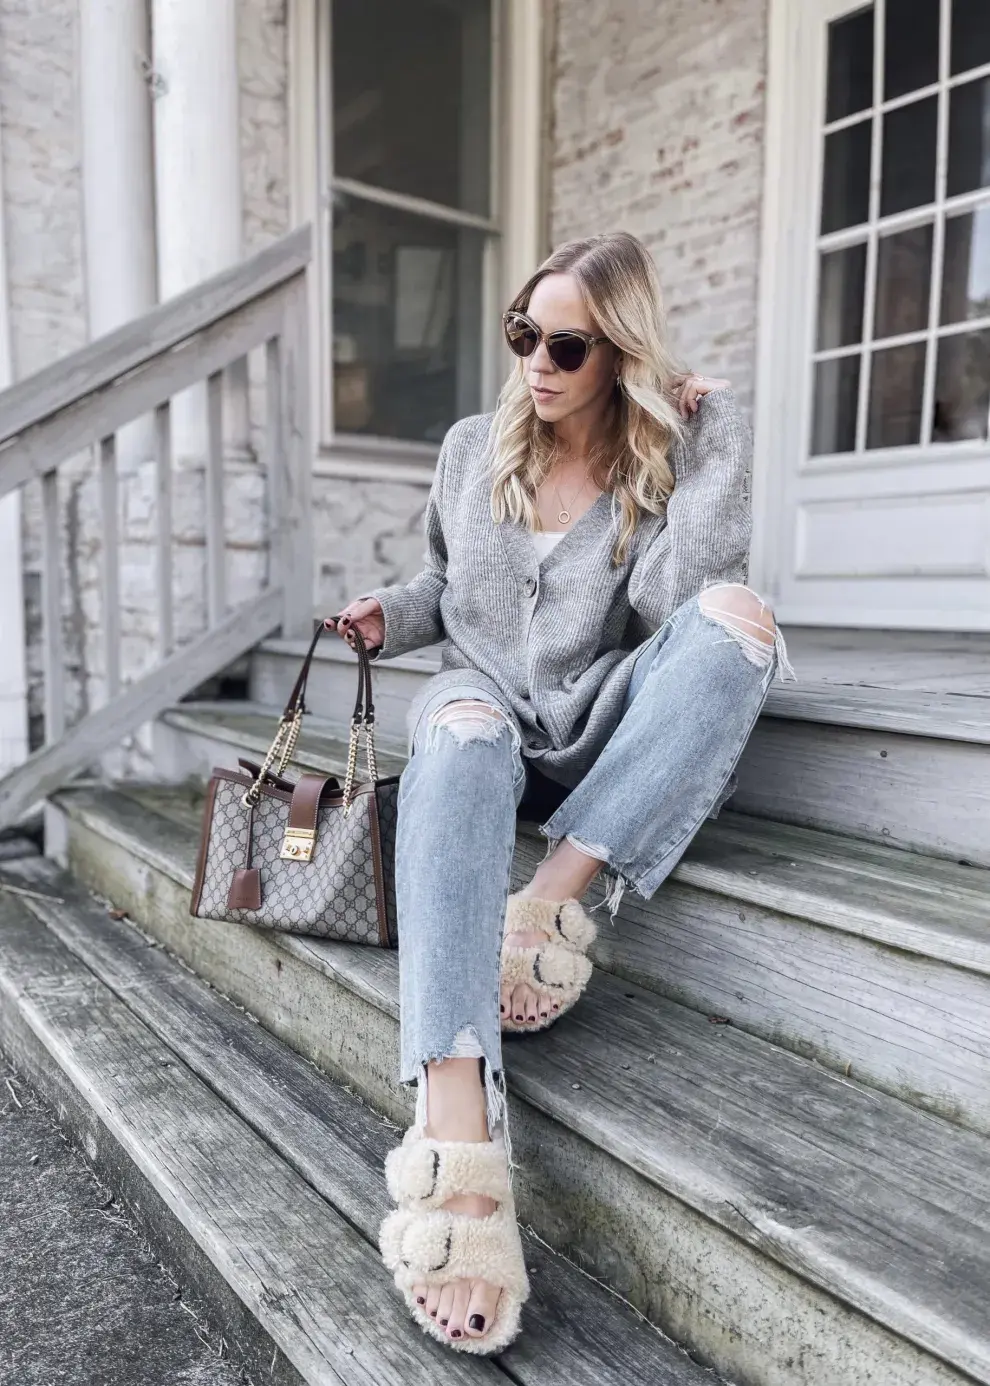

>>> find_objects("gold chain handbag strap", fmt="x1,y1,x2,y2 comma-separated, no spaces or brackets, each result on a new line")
241,618,377,814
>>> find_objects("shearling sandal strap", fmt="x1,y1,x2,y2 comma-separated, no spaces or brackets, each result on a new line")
385,1130,510,1209
501,893,596,1034
503,894,596,953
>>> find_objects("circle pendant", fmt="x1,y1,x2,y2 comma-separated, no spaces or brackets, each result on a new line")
557,510,570,524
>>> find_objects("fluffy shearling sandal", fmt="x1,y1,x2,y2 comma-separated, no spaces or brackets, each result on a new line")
500,893,596,1034
379,1125,530,1354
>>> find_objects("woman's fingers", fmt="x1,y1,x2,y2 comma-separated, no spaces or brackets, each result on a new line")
323,597,385,651
675,372,731,417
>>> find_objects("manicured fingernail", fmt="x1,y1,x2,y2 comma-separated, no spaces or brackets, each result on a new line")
450,1329,462,1339
469,1314,486,1331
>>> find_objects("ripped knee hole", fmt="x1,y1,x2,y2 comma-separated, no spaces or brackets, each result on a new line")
425,699,509,748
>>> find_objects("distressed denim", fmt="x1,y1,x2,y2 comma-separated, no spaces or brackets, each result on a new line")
394,589,788,1133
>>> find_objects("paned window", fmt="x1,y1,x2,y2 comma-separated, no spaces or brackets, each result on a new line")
811,0,990,455
327,0,495,444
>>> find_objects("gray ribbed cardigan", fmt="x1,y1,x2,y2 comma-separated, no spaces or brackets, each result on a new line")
361,389,752,788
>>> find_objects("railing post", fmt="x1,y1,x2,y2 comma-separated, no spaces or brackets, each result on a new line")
275,271,313,639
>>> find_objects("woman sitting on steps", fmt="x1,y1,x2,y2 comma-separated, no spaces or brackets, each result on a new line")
326,229,793,1356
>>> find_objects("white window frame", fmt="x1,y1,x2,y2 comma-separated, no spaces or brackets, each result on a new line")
751,0,990,613
288,0,547,480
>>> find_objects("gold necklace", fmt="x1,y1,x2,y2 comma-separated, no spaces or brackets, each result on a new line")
551,474,591,525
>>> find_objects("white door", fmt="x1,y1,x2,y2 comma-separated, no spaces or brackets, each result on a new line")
752,0,990,629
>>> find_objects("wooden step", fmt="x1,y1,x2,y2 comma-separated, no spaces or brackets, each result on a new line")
48,781,990,1386
247,635,990,865
152,702,990,1137
0,855,699,1386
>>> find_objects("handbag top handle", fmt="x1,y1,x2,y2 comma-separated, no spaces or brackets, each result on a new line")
241,618,377,811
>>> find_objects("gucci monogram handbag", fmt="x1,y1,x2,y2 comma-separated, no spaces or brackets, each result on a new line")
190,621,400,947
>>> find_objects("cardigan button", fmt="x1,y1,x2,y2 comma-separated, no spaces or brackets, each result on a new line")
523,576,537,596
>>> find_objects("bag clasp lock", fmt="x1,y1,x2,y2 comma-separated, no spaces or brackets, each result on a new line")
280,826,317,862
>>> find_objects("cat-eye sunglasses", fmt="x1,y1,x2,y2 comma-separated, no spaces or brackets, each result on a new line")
502,309,610,373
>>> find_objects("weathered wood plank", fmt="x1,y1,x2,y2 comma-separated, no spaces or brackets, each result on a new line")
40,469,64,743
6,854,707,1386
0,887,494,1386
154,402,173,659
0,226,310,452
0,589,282,830
0,287,286,500
99,435,120,698
766,681,990,744
734,719,990,866
205,371,226,627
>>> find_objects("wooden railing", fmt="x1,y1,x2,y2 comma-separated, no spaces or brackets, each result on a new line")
0,225,313,829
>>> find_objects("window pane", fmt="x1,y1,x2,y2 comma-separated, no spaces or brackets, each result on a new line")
874,223,932,339
812,356,860,454
941,208,990,323
881,97,937,215
884,0,939,100
817,243,867,349
821,120,872,232
867,342,926,447
332,196,484,442
932,330,990,441
947,77,990,199
951,0,990,78
827,7,874,122
333,0,492,216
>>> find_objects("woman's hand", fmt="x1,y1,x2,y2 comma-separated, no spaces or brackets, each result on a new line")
324,596,385,653
674,372,731,418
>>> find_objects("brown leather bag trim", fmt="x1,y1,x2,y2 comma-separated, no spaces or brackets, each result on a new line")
364,789,390,948
287,774,337,833
190,773,221,916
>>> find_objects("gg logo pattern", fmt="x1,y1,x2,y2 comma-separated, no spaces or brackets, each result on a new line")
195,778,383,944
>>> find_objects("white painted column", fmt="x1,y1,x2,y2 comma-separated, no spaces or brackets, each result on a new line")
151,0,247,461
79,0,158,401
0,102,28,775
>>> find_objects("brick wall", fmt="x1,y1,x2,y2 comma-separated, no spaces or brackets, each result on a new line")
550,0,768,417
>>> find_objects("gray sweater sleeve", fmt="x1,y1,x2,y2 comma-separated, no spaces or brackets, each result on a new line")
626,387,752,628
357,428,451,661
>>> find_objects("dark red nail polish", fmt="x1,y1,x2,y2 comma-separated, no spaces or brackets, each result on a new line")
515,1014,523,1021
469,1314,485,1332
450,1329,462,1339
430,1310,437,1318
440,1318,448,1327
416,1296,425,1305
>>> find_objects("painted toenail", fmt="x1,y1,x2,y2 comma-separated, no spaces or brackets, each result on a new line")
430,1310,437,1318
440,1318,448,1326
515,1013,523,1021
416,1296,425,1304
450,1329,462,1338
469,1314,486,1331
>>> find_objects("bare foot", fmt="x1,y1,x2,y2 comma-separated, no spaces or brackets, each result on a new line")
410,1059,504,1342
499,856,601,1028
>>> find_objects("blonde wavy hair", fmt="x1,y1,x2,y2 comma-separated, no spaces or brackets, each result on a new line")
489,231,685,566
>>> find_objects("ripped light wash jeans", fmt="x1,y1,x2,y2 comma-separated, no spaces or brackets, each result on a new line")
394,587,791,1137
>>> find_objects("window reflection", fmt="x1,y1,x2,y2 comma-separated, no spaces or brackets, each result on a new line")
332,196,484,442
827,8,874,123
881,97,937,216
941,208,990,324
817,243,867,349
947,77,990,199
821,121,872,233
884,0,939,101
812,356,860,455
874,224,932,339
933,330,990,441
867,342,926,447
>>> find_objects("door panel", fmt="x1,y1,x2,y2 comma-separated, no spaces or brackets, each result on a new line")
753,0,990,628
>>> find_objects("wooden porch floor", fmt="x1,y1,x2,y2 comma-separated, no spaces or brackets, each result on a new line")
781,628,990,699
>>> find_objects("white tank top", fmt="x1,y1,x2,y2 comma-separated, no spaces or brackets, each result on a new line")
532,531,567,563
